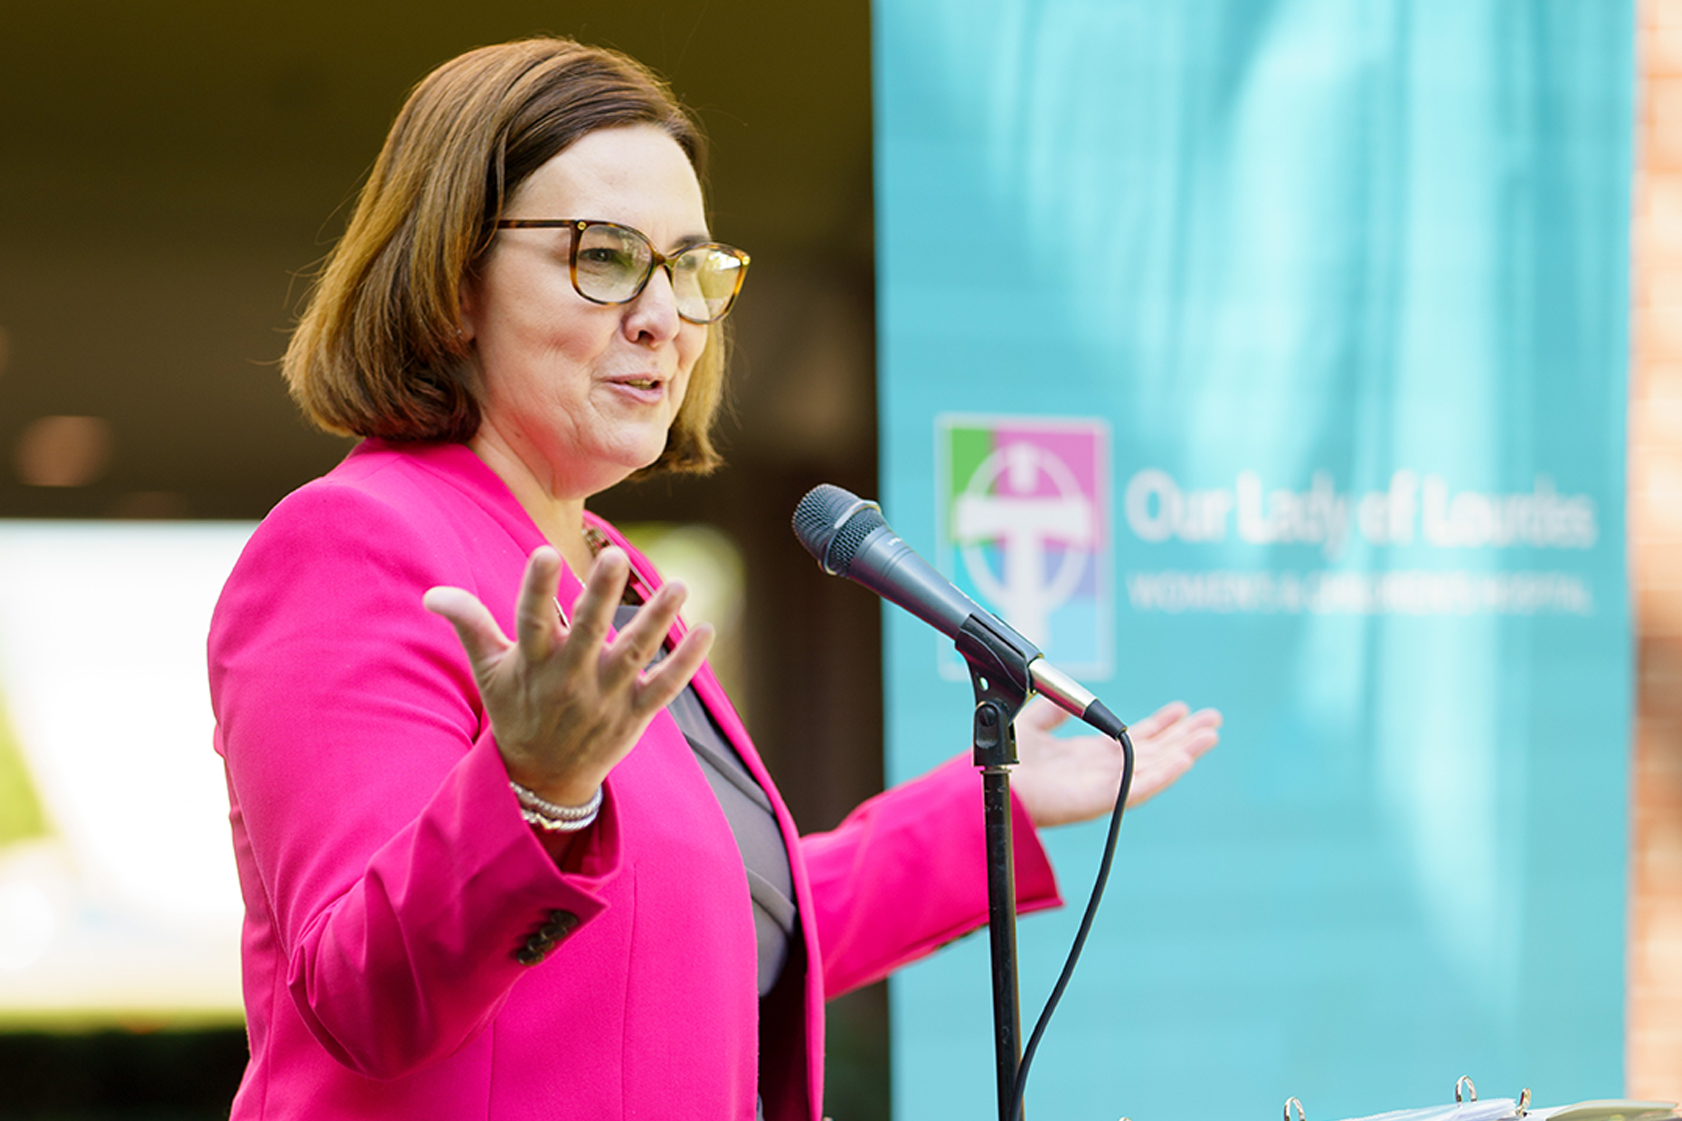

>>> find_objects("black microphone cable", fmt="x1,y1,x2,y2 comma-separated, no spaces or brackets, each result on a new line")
1011,723,1133,1121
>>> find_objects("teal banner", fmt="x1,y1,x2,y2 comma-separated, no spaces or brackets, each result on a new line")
874,3,1634,1119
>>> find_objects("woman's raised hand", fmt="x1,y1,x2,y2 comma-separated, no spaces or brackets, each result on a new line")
423,545,714,807
1010,697,1221,828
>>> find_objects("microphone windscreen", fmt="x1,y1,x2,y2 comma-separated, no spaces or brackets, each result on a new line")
791,484,887,575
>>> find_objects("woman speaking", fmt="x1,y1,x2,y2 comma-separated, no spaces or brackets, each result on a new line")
208,36,1219,1120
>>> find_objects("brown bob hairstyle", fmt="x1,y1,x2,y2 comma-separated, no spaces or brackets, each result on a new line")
282,37,726,475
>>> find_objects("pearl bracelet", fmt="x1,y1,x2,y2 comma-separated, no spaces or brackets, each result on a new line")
510,781,603,833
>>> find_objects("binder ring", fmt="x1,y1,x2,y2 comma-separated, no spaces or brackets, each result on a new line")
1456,1076,1477,1104
1517,1088,1532,1116
1285,1097,1307,1121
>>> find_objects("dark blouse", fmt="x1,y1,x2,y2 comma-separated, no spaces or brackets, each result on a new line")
614,603,797,997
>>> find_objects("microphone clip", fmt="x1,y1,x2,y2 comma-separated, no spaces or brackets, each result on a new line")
956,613,1038,769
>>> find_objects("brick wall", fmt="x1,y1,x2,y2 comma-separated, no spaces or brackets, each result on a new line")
1630,0,1682,1100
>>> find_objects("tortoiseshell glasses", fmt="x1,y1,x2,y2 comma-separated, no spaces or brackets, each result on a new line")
494,218,750,324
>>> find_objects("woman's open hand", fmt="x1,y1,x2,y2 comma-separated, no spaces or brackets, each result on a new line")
1010,698,1221,828
423,545,714,807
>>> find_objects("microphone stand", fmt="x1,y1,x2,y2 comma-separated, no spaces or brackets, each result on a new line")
954,615,1038,1121
789,483,1138,1120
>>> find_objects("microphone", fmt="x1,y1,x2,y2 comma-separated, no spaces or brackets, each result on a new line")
791,483,1126,739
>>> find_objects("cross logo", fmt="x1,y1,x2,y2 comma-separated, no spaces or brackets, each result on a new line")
937,415,1112,678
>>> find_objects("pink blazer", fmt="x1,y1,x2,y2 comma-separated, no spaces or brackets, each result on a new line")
209,440,1060,1120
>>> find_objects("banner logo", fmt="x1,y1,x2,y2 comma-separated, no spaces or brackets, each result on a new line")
936,415,1111,678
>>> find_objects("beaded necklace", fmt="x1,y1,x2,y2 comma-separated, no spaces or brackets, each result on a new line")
552,524,645,626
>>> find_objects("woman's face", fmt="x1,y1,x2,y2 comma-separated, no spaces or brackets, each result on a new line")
462,124,711,500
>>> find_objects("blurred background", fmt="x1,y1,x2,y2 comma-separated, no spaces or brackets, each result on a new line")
0,0,1679,1118
0,2,889,1117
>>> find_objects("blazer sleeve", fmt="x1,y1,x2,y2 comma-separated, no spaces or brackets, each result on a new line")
210,483,622,1079
799,754,1062,998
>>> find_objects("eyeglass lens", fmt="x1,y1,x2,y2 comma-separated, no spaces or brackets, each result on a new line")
574,223,746,323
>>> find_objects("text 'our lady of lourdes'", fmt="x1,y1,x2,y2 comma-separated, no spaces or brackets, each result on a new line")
1123,469,1598,559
